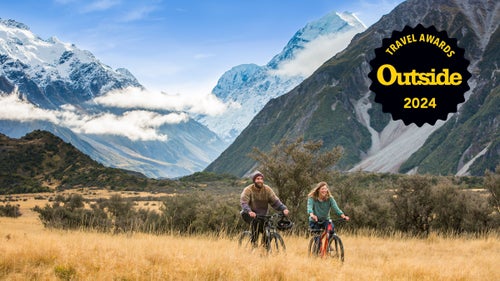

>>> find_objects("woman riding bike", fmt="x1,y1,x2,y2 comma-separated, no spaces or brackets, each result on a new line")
307,181,349,233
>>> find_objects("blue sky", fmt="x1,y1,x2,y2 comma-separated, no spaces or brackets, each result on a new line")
0,0,404,96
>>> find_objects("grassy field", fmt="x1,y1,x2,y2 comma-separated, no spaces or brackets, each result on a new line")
1,194,499,280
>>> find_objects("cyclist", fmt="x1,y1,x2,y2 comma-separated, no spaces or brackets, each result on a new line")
240,171,290,242
307,181,349,234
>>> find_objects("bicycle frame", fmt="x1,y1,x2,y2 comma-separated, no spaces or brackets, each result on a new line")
238,213,287,253
318,222,333,257
252,214,278,248
309,220,332,257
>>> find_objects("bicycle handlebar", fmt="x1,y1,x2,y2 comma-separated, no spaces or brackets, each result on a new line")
255,214,272,219
254,213,285,221
310,218,348,233
315,218,348,224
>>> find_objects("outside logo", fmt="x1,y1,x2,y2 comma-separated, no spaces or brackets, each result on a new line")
368,24,471,126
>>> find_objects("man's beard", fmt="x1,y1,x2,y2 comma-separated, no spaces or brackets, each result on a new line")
255,182,264,188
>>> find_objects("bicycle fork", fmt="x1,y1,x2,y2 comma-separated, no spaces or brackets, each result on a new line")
319,232,329,257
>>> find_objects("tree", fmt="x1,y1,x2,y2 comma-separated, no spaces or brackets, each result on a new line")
66,194,84,210
250,137,343,219
390,176,434,236
430,184,467,233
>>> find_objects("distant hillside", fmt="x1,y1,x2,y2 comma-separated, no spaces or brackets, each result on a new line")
0,130,175,194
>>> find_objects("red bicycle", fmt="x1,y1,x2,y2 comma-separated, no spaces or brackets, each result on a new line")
308,218,345,262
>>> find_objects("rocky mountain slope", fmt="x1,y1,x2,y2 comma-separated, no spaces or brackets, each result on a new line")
205,0,499,177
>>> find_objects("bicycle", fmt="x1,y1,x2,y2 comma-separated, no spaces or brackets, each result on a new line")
308,218,346,262
238,213,292,254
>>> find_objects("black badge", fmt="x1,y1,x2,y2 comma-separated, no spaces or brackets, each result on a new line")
368,24,471,126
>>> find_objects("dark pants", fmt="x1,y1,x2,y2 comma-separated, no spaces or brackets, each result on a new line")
241,212,264,243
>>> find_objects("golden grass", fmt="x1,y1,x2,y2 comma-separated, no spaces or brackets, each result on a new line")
1,213,499,281
2,194,499,280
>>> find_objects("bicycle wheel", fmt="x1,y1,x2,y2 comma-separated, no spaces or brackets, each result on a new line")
308,236,320,257
267,232,286,254
238,231,255,251
328,234,344,262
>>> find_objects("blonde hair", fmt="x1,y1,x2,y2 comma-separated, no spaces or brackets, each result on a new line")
307,181,332,200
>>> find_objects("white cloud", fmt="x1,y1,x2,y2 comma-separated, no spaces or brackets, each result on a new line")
0,94,58,123
270,30,361,77
93,86,228,116
0,93,188,141
69,110,188,141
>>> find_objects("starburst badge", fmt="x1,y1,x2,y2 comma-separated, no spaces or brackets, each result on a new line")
368,24,471,126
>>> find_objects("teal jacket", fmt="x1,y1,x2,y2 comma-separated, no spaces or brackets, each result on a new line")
307,196,344,222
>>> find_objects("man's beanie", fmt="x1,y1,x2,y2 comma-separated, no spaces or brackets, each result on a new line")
251,171,264,183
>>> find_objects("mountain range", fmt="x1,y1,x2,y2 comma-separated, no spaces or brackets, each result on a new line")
0,18,225,178
2,0,497,180
0,11,364,178
205,0,499,177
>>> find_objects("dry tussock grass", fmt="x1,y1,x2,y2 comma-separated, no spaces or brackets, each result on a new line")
1,214,499,281
1,194,499,280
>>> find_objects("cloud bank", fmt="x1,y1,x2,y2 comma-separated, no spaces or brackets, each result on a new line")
0,94,59,123
0,92,192,141
93,87,228,116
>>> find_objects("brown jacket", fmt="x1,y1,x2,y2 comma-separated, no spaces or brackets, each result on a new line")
240,183,287,216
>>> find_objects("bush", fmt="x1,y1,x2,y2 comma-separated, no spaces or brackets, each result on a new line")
160,192,243,234
30,172,500,237
54,264,77,281
390,176,434,237
0,203,22,218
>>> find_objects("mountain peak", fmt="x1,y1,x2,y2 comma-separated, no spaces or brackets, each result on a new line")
0,18,30,30
267,11,365,69
205,0,499,177
198,9,366,143
0,18,142,108
0,17,225,179
337,12,367,29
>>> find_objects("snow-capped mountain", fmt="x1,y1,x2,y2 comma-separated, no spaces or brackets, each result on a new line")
0,18,225,178
197,12,366,143
206,0,499,177
0,19,141,108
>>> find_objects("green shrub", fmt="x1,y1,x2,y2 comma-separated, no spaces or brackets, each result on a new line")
0,203,21,217
54,264,77,281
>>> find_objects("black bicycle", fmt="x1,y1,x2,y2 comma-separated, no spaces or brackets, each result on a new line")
238,213,292,254
308,218,346,262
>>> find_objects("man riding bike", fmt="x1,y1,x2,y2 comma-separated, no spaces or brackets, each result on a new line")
240,171,290,242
